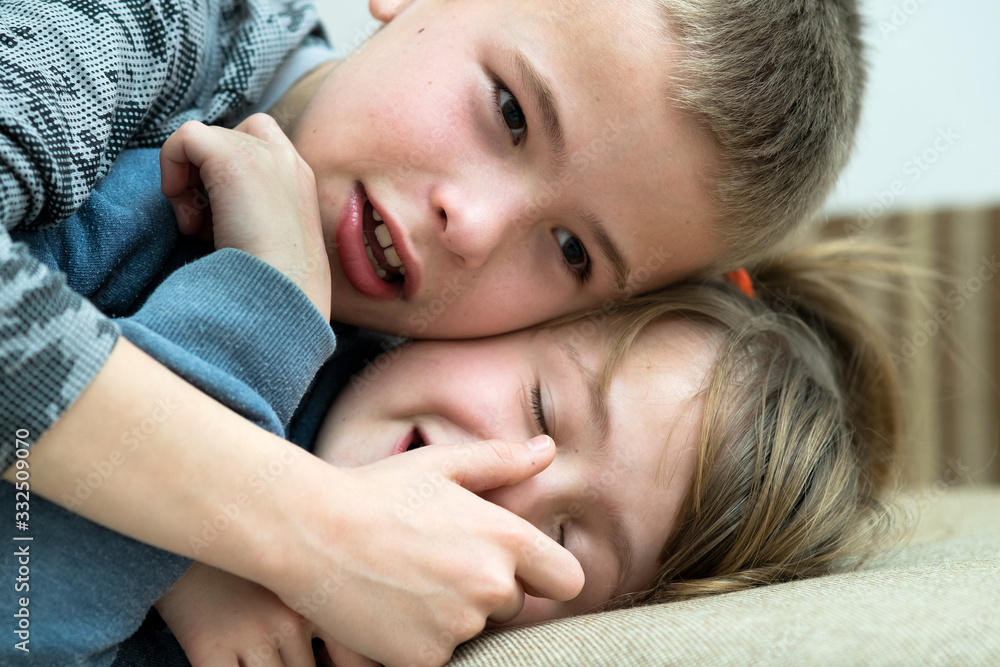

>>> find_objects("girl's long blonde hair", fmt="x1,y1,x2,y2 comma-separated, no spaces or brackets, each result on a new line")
586,240,907,604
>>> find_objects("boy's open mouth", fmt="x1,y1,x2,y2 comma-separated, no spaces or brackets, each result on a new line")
362,193,406,283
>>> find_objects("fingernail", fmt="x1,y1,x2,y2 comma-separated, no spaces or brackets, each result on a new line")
526,435,551,452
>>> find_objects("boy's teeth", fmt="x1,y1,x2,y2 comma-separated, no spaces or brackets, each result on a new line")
362,210,405,280
384,246,402,268
374,223,392,248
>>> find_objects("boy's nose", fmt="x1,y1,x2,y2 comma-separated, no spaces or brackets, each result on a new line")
430,181,528,271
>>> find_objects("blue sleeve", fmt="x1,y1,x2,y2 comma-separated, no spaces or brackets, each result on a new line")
0,250,336,665
120,248,337,436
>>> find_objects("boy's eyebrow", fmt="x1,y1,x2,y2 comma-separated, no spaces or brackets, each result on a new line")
511,48,567,168
511,48,633,293
578,208,632,294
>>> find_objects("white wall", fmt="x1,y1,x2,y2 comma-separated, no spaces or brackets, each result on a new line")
826,0,1000,218
315,0,1000,217
316,0,376,57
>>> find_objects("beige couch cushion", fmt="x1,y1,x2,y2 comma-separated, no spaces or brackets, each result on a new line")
450,488,1000,665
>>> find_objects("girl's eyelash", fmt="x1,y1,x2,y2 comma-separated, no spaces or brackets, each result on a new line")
531,384,549,436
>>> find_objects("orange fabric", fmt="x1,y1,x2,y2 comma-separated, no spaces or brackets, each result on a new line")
725,268,755,298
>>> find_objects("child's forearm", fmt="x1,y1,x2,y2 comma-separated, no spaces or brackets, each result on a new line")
4,337,307,570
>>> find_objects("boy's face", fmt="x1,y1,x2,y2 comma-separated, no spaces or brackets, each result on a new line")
293,0,721,337
314,317,714,623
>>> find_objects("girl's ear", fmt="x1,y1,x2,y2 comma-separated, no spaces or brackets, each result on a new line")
369,0,418,23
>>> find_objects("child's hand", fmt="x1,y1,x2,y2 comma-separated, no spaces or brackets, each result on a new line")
252,437,585,667
156,564,320,667
159,115,332,320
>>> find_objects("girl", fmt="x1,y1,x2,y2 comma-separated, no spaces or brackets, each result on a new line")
147,240,904,666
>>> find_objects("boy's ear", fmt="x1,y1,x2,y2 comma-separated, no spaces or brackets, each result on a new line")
369,0,418,23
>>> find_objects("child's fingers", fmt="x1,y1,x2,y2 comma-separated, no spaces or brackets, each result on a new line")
232,112,294,148
168,187,212,237
316,633,380,667
486,583,525,624
273,631,319,667
408,437,585,603
160,119,269,237
159,121,217,235
158,126,195,200
434,436,557,494
197,216,214,242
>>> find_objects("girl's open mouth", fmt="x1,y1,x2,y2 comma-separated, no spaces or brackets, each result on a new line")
394,427,427,456
406,427,426,452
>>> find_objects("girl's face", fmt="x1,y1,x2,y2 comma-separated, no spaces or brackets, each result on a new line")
314,317,717,624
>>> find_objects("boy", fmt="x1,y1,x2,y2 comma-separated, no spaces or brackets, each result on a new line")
0,0,865,663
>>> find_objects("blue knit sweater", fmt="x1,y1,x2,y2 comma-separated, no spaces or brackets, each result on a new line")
17,148,338,436
1,148,343,665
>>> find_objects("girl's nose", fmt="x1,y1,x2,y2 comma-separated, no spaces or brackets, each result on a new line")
478,458,577,538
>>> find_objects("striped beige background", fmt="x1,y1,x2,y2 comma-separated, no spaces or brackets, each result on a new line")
818,207,1000,488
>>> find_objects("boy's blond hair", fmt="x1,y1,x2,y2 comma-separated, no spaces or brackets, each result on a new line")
659,0,866,267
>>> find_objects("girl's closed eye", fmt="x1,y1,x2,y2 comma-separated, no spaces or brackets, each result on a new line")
491,77,527,146
530,383,549,436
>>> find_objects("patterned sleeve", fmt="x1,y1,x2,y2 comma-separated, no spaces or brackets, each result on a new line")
0,235,119,470
0,0,321,469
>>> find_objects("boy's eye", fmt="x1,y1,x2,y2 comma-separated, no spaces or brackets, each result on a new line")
554,228,592,283
495,82,527,145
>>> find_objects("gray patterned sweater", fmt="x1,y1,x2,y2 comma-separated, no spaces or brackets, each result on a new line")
0,0,322,469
